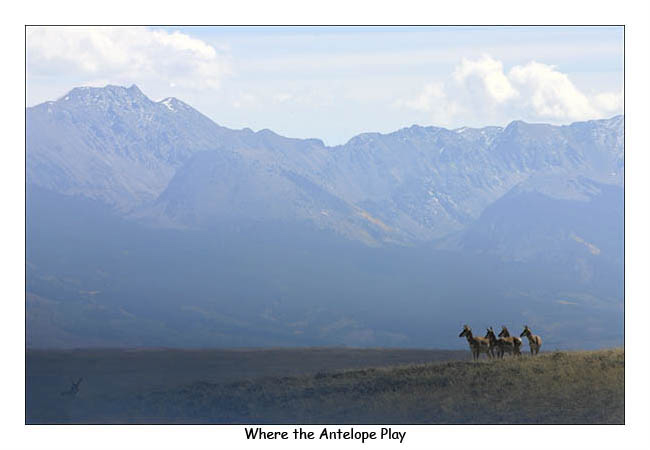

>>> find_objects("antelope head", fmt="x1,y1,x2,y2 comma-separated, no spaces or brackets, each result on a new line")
520,325,531,337
72,377,83,390
498,325,509,338
485,327,497,343
459,324,471,338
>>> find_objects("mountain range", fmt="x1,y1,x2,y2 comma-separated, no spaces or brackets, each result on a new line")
26,85,624,349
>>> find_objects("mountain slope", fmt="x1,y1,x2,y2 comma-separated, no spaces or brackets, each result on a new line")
27,85,623,245
27,85,253,211
25,84,624,349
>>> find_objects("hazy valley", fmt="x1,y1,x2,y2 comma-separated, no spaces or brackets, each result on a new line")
26,84,623,350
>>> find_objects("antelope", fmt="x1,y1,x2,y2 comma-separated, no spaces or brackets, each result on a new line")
498,325,523,356
61,377,83,397
459,325,492,360
520,325,542,355
484,327,500,357
485,326,520,358
483,327,498,358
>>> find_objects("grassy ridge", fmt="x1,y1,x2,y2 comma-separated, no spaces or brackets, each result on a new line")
26,348,623,424
26,347,466,423
138,349,623,424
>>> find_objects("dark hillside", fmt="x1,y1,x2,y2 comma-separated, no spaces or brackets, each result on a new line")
26,348,623,424
138,349,623,424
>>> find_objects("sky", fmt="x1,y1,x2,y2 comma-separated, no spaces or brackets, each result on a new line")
26,26,623,145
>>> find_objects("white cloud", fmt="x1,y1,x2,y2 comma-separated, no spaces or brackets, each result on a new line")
404,82,445,112
508,61,597,120
592,91,624,113
27,27,231,91
399,55,622,127
453,56,518,104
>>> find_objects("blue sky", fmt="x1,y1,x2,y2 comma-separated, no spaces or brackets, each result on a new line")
27,26,623,145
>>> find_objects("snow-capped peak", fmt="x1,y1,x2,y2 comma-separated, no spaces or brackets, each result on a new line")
160,98,176,112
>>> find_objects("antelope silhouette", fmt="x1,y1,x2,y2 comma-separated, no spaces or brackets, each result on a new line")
486,326,521,358
459,324,492,360
520,325,542,355
498,325,523,356
60,377,83,397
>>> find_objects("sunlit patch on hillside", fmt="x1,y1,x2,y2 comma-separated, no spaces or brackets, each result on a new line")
571,234,601,255
356,209,392,232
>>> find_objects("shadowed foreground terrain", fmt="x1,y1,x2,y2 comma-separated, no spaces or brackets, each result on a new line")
26,348,623,424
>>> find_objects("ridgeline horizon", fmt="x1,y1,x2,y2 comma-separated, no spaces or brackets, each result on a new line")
30,83,624,148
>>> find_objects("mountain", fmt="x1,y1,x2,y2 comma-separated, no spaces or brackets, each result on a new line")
26,85,624,349
28,85,623,244
26,85,250,211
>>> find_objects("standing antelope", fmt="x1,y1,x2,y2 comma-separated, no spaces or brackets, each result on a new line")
485,327,520,358
498,325,523,356
520,325,542,355
61,377,83,397
484,327,500,357
459,325,492,360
